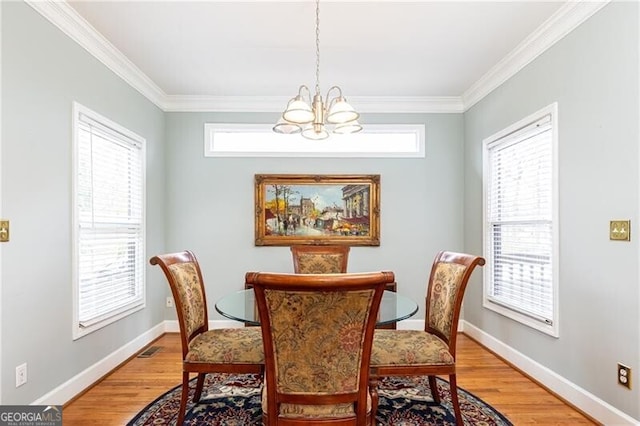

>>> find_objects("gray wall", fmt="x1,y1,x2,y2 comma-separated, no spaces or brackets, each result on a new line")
163,112,465,319
463,1,640,418
1,2,166,403
3,0,639,421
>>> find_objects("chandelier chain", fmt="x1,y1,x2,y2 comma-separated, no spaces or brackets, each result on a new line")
273,0,361,138
315,0,321,96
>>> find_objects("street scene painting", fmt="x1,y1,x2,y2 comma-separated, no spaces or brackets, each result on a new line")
254,174,380,246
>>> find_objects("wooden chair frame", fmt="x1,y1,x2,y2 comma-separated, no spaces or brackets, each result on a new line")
370,251,485,425
247,271,395,425
150,251,263,425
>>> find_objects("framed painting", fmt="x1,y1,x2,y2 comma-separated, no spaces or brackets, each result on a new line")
255,174,380,246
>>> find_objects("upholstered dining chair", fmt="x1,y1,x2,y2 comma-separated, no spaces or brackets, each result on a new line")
370,251,485,425
246,270,395,425
244,245,350,328
149,251,264,425
290,244,350,273
290,244,397,330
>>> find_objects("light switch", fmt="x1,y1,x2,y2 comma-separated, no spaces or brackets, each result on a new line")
0,220,8,242
610,220,630,241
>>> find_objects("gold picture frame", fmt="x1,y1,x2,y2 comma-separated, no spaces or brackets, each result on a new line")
255,174,380,246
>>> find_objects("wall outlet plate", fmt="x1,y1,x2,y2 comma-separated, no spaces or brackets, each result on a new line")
16,363,27,387
610,220,630,241
618,363,632,389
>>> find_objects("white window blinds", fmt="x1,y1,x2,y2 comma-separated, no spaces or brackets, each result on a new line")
73,103,145,337
483,106,558,335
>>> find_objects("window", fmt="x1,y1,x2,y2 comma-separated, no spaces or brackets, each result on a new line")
204,123,425,158
482,103,559,337
72,103,146,339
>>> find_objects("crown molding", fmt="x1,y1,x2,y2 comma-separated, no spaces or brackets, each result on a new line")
461,0,610,111
27,0,608,114
27,0,461,114
351,96,464,114
26,0,167,110
163,96,292,113
162,95,464,113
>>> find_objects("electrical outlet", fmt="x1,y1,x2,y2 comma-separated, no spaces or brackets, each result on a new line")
166,296,174,308
16,363,27,387
618,363,632,389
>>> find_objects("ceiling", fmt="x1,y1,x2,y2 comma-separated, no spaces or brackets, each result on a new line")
36,1,605,112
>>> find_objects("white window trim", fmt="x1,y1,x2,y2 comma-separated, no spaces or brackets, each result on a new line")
71,102,147,340
204,123,425,158
482,102,560,337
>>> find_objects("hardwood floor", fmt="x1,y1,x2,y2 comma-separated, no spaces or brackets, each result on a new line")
62,333,598,425
455,335,597,425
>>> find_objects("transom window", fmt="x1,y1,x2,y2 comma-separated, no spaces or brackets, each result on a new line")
482,103,559,337
72,102,146,339
204,123,425,158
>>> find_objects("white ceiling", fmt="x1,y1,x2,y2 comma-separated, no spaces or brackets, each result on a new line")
35,1,607,111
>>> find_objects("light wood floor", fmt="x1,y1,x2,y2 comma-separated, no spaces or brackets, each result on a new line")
62,333,598,425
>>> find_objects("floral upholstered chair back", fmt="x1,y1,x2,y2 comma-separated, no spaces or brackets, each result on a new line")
291,245,350,274
151,251,265,426
247,271,394,424
425,251,485,344
167,260,207,340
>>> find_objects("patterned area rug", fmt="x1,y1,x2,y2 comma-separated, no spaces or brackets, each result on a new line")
128,373,512,425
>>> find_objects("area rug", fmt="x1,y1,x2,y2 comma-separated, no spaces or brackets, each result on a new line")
128,373,512,425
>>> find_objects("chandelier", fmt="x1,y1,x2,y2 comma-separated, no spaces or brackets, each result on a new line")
273,0,362,140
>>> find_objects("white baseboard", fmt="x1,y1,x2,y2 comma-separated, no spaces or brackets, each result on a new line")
42,315,624,420
395,319,423,330
33,323,166,406
461,321,639,426
35,320,260,405
164,320,250,333
37,317,423,405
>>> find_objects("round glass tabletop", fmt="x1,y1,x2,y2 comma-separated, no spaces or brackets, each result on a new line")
215,289,418,327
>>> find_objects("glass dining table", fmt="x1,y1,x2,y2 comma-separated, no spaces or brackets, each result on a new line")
215,289,419,327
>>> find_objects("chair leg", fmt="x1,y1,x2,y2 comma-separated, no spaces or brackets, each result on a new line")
369,376,379,426
449,374,464,425
193,373,206,403
428,375,440,404
178,371,190,425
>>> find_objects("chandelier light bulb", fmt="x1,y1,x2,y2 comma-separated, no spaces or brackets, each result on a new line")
302,124,330,140
333,119,363,135
282,96,314,124
327,97,359,124
273,117,302,134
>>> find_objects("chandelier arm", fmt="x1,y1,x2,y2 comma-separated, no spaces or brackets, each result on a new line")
325,85,344,108
297,85,312,104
